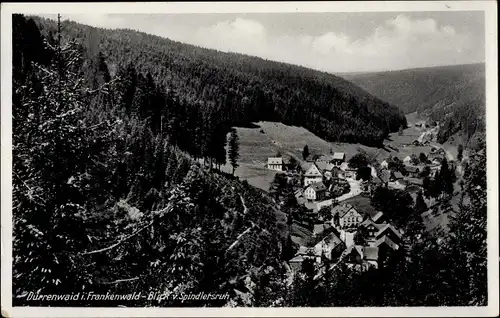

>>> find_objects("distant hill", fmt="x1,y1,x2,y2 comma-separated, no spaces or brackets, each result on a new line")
31,15,407,147
341,64,486,145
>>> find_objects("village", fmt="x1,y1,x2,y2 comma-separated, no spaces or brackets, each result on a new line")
265,131,455,276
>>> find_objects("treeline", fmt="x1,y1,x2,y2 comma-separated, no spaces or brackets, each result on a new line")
12,14,289,307
30,15,407,147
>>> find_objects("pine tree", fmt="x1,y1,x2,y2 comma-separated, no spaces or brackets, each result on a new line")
414,191,428,214
302,145,310,161
12,14,118,302
228,128,240,175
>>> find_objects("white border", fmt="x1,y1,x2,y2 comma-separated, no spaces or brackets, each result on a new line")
1,2,498,317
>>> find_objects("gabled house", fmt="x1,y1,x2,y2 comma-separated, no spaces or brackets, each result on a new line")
344,245,364,264
316,161,335,179
313,232,345,261
360,218,387,238
332,204,363,229
303,162,323,186
374,235,400,251
267,157,284,171
332,152,346,166
374,223,402,244
304,182,327,201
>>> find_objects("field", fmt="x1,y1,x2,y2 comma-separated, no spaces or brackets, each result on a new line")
221,116,456,193
220,121,387,191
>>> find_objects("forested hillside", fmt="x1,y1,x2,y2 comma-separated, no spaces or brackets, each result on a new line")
342,64,486,145
12,14,293,307
29,16,407,147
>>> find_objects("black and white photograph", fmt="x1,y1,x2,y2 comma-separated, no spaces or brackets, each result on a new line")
1,2,498,317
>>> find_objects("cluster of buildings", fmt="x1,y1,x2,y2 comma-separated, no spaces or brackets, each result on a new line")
289,201,403,274
268,152,357,203
373,145,449,192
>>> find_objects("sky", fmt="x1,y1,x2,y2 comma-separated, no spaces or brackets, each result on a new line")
40,11,485,73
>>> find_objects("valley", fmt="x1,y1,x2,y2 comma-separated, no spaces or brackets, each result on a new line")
10,12,488,309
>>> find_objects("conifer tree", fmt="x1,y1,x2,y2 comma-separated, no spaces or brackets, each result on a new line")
12,14,118,301
228,128,240,175
302,145,310,161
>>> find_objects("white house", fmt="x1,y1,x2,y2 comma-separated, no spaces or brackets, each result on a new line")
304,182,327,201
267,157,283,171
403,155,412,165
344,167,357,180
313,232,345,261
304,163,323,186
332,204,363,229
332,152,346,166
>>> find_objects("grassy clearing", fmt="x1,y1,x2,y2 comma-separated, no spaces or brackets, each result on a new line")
290,222,313,246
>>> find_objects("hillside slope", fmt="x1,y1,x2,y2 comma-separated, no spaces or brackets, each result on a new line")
341,64,486,145
31,16,406,147
12,14,293,307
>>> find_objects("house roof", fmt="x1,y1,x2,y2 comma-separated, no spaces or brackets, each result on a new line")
332,152,345,160
375,224,402,240
405,166,420,173
360,218,386,231
398,179,409,186
375,235,399,251
406,177,423,185
393,171,404,179
317,155,335,162
308,182,327,192
316,161,335,172
372,211,384,222
346,244,364,257
379,169,391,183
304,163,323,176
267,157,283,164
331,203,357,218
289,255,305,263
301,161,313,172
322,231,342,246
314,232,344,256
403,155,412,161
363,246,379,261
